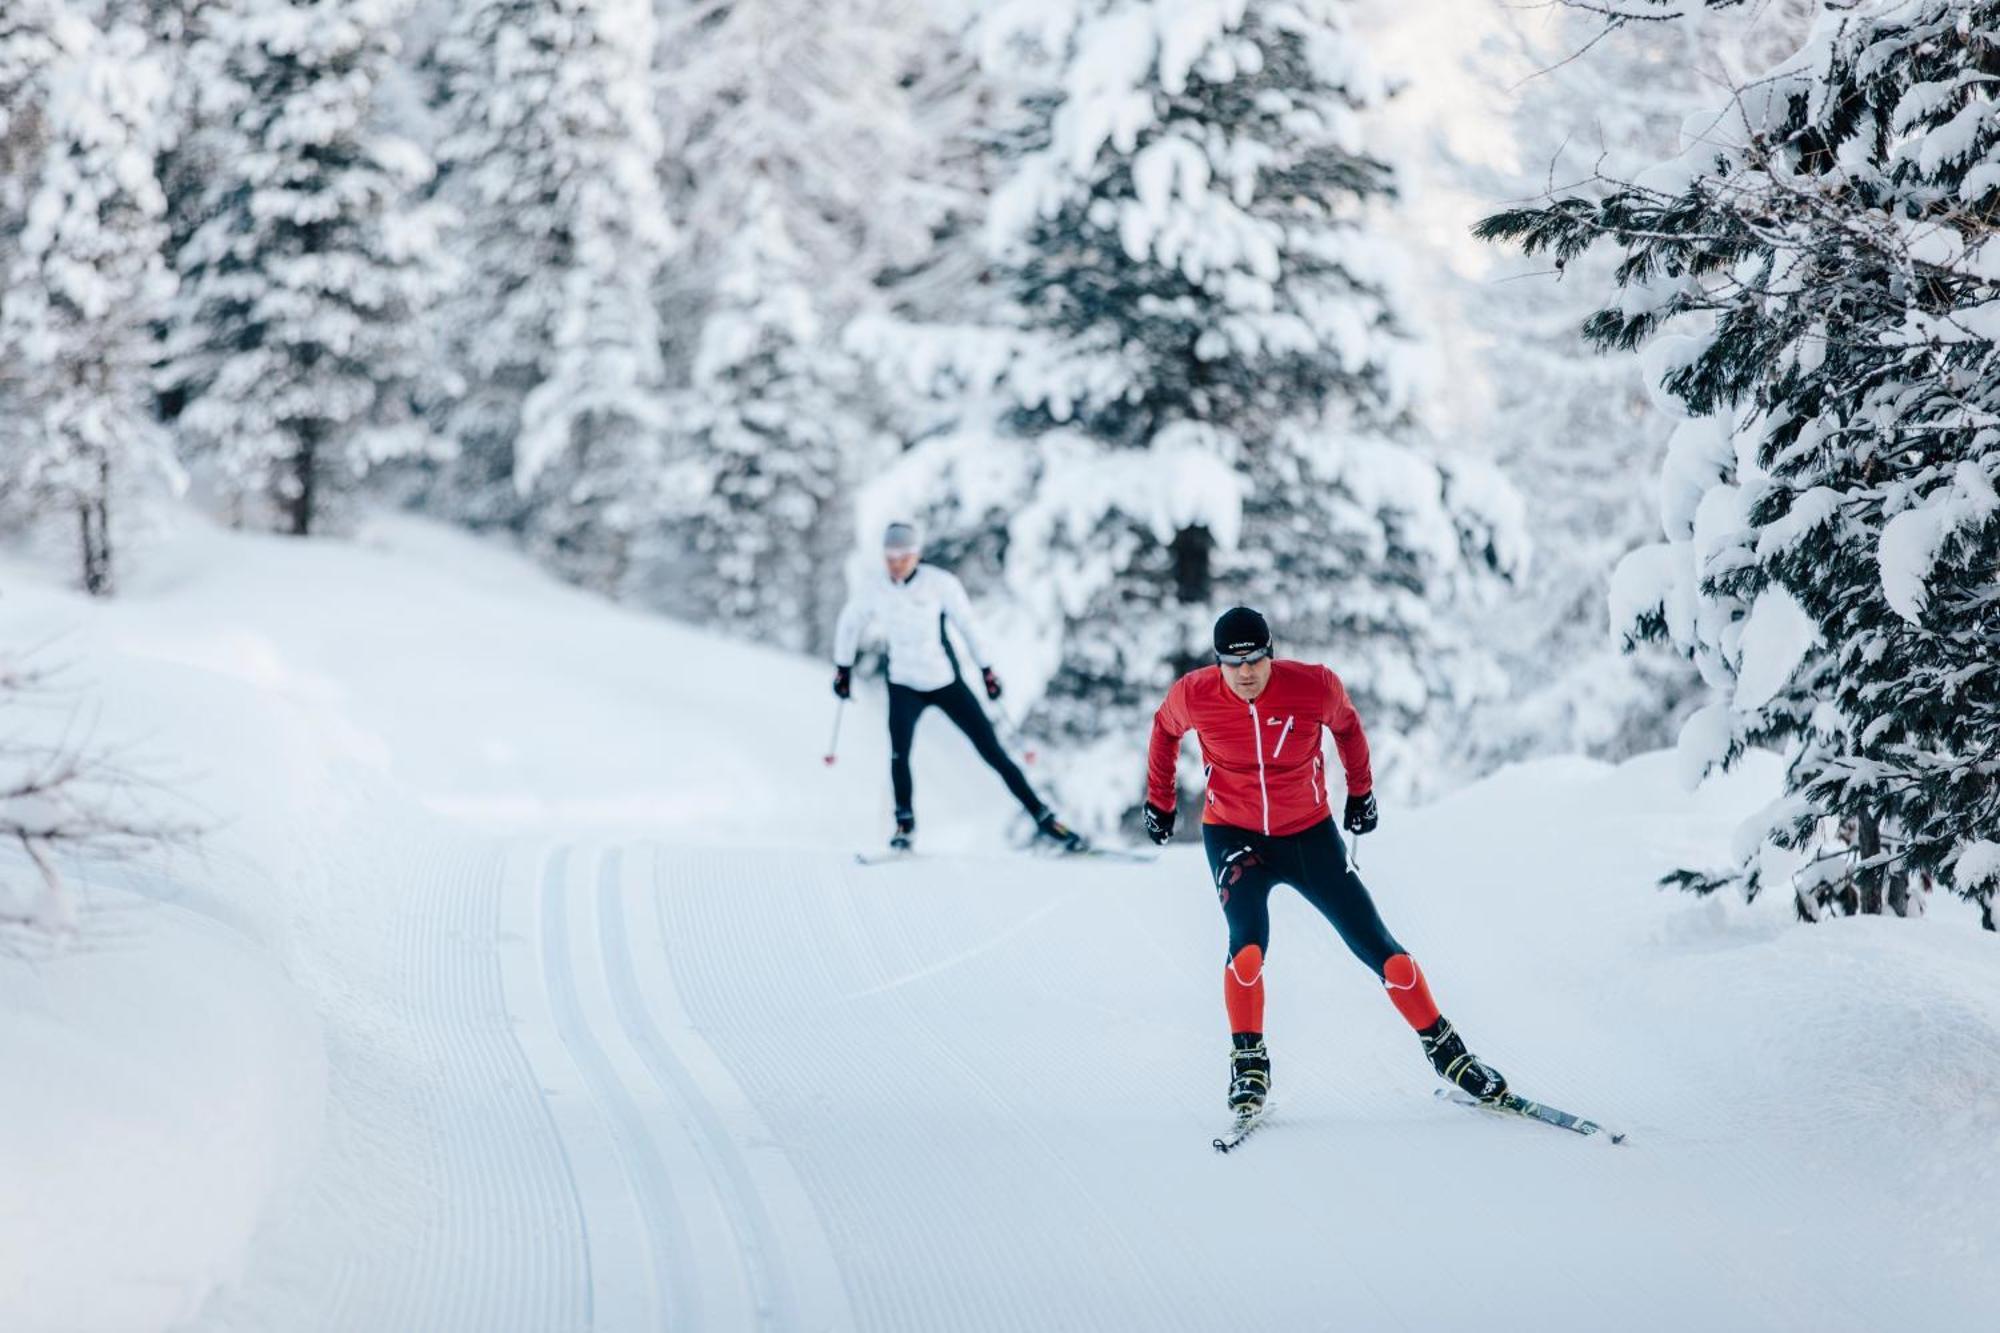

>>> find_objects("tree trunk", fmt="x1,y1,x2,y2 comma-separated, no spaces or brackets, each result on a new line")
1886,866,1912,918
1854,815,1884,915
78,502,110,596
78,451,113,596
291,422,318,536
1167,525,1214,680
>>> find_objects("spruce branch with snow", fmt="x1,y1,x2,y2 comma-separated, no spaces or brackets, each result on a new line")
1481,0,2000,929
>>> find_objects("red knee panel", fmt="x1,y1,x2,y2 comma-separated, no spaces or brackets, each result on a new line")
1225,944,1265,1034
1381,953,1441,1030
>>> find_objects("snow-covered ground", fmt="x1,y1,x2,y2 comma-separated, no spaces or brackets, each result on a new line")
3,513,1995,1332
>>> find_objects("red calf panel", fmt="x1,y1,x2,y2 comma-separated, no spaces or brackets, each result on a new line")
1381,953,1441,1030
1225,944,1265,1034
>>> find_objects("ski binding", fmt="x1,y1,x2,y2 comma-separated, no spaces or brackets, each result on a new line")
1212,1099,1274,1153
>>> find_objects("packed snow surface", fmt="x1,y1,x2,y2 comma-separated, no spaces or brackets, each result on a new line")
3,513,1995,1333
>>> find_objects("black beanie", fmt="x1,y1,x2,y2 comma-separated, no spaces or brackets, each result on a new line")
1213,607,1271,656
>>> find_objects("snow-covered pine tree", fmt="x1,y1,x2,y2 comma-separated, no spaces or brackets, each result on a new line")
650,182,869,651
426,0,671,589
427,0,673,561
0,2,179,594
654,0,941,322
646,0,942,648
859,0,1522,821
1450,2,1737,770
161,0,447,537
1482,0,2000,929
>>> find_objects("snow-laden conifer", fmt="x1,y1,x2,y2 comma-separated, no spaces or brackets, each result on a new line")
428,0,673,565
858,0,1521,818
1483,0,2000,928
0,2,178,594
648,0,942,645
650,184,873,652
161,0,448,537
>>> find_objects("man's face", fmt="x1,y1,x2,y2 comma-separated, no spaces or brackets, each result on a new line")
1220,654,1274,701
884,549,919,581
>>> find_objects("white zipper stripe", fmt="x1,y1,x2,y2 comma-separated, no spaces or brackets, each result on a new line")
1249,702,1270,835
1271,716,1296,758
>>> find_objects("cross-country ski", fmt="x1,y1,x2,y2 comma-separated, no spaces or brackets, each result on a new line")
1435,1087,1629,1145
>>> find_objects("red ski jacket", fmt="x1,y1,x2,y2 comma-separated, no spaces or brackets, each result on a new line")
1147,661,1373,837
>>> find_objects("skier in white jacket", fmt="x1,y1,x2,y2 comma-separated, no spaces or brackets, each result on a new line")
833,522,1082,853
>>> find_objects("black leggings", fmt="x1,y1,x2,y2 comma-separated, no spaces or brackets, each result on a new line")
1202,819,1406,977
887,679,1044,820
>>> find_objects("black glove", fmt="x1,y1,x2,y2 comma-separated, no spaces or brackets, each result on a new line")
1143,802,1176,846
982,667,1003,701
833,665,852,699
1342,791,1378,836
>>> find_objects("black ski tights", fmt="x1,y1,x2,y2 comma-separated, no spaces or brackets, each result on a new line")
1202,818,1406,978
887,680,1044,820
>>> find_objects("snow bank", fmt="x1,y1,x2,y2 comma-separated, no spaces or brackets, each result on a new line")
0,894,322,1333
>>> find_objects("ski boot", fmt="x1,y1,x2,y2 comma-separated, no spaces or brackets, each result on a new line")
1419,1017,1506,1102
889,811,915,853
1228,1033,1271,1112
1034,810,1086,853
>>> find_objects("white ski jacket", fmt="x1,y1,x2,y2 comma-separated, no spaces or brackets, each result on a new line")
832,564,991,692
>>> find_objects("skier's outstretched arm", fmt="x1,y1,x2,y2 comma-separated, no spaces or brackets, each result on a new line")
831,587,872,669
1146,680,1192,813
1320,667,1373,796
830,587,876,698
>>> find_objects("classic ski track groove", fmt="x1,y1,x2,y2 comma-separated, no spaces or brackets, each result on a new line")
395,838,587,1332
534,843,712,1329
619,843,853,1332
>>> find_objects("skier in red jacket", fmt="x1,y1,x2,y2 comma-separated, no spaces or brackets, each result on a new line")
1145,606,1507,1117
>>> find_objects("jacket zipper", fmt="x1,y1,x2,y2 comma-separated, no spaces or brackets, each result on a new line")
1249,702,1271,834
1271,716,1296,757
1311,755,1322,807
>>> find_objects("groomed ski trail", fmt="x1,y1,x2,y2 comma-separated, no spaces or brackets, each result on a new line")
205,832,1993,1333
502,841,852,1333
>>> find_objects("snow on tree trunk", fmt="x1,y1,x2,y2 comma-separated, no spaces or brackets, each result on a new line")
1482,0,2000,928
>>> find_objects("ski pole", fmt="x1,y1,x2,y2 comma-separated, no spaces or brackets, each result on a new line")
823,699,846,767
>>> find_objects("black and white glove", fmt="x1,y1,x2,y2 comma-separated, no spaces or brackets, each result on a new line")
1342,791,1378,836
1143,802,1176,846
832,665,852,699
982,667,1003,701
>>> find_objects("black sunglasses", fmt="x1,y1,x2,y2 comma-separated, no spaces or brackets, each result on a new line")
1215,646,1272,667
